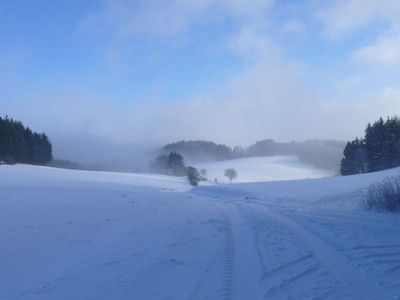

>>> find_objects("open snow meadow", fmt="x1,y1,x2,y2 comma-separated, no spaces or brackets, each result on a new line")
1,161,400,300
193,156,332,183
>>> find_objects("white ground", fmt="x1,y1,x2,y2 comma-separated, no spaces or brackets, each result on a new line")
192,156,332,184
1,163,399,300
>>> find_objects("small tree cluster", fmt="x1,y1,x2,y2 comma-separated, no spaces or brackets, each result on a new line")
364,175,400,212
150,152,187,176
0,116,52,165
341,117,400,175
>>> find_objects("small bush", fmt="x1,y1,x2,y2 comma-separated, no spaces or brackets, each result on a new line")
364,175,400,211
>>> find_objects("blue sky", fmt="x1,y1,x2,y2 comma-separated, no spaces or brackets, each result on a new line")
1,0,400,161
1,0,244,102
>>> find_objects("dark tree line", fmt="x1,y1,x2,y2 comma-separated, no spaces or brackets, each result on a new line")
0,116,52,165
341,117,400,175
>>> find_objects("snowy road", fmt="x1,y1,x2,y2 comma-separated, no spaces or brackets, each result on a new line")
1,165,399,299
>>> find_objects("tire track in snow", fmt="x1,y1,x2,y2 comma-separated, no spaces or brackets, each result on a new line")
188,237,228,300
189,199,264,300
263,265,323,299
219,212,234,300
237,204,341,299
261,254,313,278
189,204,234,300
224,203,264,300
248,202,381,300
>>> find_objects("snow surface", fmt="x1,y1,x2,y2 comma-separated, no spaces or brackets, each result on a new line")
1,164,399,300
192,156,332,183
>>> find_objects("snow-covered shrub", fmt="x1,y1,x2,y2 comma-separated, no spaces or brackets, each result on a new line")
364,175,400,211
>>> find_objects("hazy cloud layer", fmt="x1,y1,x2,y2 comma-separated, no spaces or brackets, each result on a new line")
317,0,400,38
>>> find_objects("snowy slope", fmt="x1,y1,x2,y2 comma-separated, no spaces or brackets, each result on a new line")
1,164,399,300
1,164,190,192
192,156,332,183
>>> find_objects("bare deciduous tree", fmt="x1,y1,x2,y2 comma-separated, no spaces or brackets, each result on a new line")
224,168,237,183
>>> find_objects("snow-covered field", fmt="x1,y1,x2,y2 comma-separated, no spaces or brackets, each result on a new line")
193,156,332,183
1,164,399,299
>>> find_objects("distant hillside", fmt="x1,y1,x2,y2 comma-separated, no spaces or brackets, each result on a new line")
161,140,233,162
247,139,345,172
157,139,345,172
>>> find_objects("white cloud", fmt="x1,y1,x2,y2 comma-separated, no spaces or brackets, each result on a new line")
225,26,280,62
317,0,400,38
353,35,400,65
317,1,400,68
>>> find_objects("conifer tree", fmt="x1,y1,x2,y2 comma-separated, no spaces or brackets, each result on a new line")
341,116,400,175
0,116,53,165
